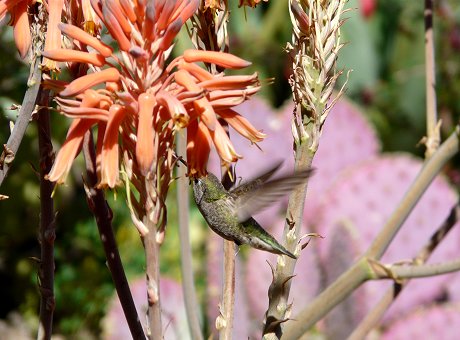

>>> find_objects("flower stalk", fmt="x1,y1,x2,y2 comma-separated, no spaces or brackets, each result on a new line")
176,131,203,340
82,132,146,340
263,0,347,336
36,89,56,340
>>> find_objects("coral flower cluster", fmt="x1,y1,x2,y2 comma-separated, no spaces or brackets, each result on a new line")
41,0,264,188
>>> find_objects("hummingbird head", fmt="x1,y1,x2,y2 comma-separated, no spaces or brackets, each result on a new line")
192,173,226,204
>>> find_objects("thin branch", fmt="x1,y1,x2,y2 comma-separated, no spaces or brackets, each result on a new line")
373,258,460,280
366,128,460,259
176,131,203,340
0,61,42,187
82,132,146,340
282,126,460,339
424,0,440,158
36,88,55,340
349,202,460,340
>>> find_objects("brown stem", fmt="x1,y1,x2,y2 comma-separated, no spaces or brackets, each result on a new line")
0,61,42,187
82,132,146,340
142,216,162,340
36,88,55,340
176,132,203,340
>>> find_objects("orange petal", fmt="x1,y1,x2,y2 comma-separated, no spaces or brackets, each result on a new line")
183,50,252,69
12,1,31,59
0,0,23,18
60,67,120,97
119,0,137,23
178,0,199,22
175,69,201,92
99,105,127,188
60,106,110,121
187,120,211,177
42,49,106,67
210,123,241,163
159,17,182,51
59,23,113,57
175,70,217,130
46,119,95,183
177,60,214,82
42,0,64,71
217,109,266,143
208,87,261,103
156,90,189,128
198,73,259,90
143,0,155,40
194,98,217,131
81,89,102,108
132,0,145,26
102,4,131,52
105,0,132,35
156,0,176,31
136,93,156,176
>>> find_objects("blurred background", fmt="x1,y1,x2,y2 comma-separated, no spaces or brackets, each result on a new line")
0,0,459,338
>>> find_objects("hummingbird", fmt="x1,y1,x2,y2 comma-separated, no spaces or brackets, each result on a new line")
192,163,313,259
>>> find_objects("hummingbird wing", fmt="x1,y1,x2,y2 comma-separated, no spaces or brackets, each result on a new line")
232,168,314,222
229,161,283,197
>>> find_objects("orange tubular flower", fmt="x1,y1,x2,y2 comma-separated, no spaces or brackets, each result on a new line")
2,0,33,58
42,0,65,71
46,0,264,187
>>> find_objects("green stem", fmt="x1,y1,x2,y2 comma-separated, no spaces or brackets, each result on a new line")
263,125,316,337
142,216,162,340
282,260,370,339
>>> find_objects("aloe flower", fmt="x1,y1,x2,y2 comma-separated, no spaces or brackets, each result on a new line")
1,0,33,58
44,0,263,188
